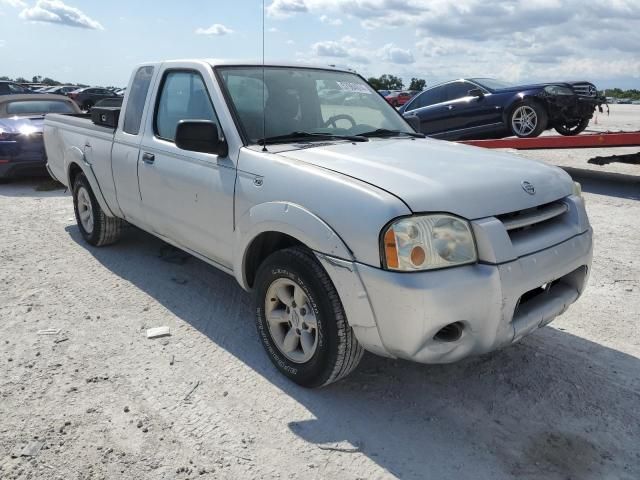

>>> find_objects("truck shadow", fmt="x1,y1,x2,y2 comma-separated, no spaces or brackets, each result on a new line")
66,225,640,480
565,167,640,201
0,176,68,198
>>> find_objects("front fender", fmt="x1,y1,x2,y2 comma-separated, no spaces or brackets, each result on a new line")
65,146,115,217
233,202,353,289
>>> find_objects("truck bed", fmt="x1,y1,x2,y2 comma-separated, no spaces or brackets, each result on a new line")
44,113,116,189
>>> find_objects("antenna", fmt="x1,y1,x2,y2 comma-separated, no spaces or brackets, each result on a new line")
261,0,267,152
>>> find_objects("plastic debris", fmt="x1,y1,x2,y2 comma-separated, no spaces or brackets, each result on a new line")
37,328,61,335
146,327,171,339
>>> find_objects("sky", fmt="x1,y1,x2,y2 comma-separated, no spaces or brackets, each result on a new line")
0,0,639,89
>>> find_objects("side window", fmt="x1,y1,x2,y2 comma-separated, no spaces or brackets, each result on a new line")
0,84,8,94
123,66,154,135
443,82,472,102
406,88,444,111
155,70,218,142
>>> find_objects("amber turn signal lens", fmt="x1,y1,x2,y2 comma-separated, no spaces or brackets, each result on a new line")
384,229,399,268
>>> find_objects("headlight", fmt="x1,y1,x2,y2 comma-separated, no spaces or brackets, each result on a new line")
382,214,477,271
544,85,574,96
572,181,582,198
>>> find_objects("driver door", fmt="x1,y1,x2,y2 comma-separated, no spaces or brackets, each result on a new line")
138,66,236,268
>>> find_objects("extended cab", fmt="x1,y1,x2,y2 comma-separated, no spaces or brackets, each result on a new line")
44,60,593,387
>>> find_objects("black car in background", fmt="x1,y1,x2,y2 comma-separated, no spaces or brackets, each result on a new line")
0,81,34,96
41,85,79,95
0,94,81,179
400,78,605,140
68,87,119,111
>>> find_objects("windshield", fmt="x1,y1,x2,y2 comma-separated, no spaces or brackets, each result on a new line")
6,100,75,115
470,78,515,90
217,66,414,143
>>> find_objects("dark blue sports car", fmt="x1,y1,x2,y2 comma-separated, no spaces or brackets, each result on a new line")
0,94,81,179
399,78,605,140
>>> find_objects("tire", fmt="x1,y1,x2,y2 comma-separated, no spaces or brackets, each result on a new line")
72,173,123,246
254,247,364,388
554,118,589,136
82,101,94,112
509,99,548,138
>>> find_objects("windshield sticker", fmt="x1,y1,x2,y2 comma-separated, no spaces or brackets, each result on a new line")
336,81,371,94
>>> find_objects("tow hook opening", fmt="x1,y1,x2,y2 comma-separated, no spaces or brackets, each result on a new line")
434,322,464,342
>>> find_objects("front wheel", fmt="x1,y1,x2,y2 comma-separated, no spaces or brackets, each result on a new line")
254,247,364,387
509,100,548,138
73,173,123,246
554,118,589,136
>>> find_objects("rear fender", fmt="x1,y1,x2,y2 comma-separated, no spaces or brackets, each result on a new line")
65,146,115,217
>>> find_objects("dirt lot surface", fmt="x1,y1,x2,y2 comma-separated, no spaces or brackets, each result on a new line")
1,155,639,478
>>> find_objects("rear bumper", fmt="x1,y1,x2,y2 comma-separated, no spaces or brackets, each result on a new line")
0,137,47,178
320,228,592,363
0,159,47,178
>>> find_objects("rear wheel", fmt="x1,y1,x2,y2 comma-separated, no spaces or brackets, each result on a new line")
554,118,589,136
82,101,94,112
73,173,122,246
254,247,364,387
509,100,548,138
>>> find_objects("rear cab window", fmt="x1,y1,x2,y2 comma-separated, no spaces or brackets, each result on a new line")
123,66,154,135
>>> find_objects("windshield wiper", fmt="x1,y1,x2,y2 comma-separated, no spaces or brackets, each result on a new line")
359,128,425,138
257,131,368,145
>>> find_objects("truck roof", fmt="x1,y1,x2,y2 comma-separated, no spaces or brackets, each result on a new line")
137,59,353,73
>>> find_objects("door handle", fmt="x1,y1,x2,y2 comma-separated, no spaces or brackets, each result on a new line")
142,152,155,164
447,104,455,110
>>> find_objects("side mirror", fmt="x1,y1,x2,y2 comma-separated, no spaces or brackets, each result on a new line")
175,120,228,156
468,88,484,98
404,115,421,133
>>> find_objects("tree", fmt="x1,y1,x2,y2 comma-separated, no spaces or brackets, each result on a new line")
15,77,28,83
409,78,426,91
32,75,42,83
42,77,60,86
367,74,404,90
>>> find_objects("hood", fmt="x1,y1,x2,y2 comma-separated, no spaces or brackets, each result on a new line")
493,80,592,93
277,138,573,219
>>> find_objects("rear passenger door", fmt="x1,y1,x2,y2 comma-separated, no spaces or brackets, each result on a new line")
138,65,236,268
111,65,156,226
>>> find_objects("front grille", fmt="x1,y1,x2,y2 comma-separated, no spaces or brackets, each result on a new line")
497,201,568,234
572,83,597,98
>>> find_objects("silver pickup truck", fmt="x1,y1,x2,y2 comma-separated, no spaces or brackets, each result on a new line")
44,60,592,387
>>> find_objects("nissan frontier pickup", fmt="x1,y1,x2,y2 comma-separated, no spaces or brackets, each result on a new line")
44,60,592,387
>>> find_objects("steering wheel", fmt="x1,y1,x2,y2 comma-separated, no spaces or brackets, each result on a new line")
323,114,357,129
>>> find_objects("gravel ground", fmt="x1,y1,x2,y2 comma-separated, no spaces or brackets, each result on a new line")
1,162,639,479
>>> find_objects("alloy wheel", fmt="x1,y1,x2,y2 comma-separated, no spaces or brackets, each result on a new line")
265,278,318,363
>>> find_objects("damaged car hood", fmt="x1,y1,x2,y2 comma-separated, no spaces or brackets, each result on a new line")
277,138,573,219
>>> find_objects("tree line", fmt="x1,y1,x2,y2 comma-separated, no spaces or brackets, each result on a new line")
601,88,640,101
366,74,426,91
0,75,92,88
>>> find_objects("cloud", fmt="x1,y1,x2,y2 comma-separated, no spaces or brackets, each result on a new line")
1,0,26,7
319,14,342,26
380,44,414,64
195,23,233,36
19,0,103,29
311,36,371,64
312,40,349,57
0,39,5,47
267,0,308,18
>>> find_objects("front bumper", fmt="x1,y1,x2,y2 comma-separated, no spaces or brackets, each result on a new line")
320,227,592,364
